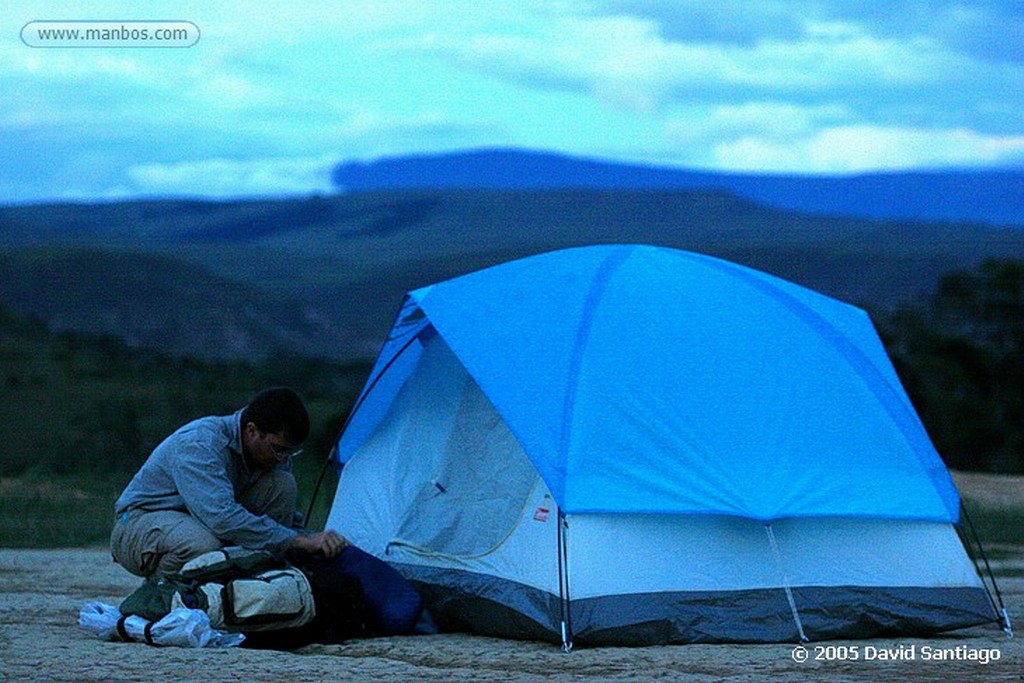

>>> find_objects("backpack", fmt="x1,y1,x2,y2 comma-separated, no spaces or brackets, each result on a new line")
119,545,427,649
243,546,427,649
120,547,316,633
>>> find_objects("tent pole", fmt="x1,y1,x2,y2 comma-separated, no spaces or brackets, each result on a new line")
303,442,339,528
304,313,428,528
959,502,1014,638
557,509,574,652
765,522,809,643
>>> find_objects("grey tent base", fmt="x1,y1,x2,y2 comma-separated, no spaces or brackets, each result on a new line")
398,564,999,646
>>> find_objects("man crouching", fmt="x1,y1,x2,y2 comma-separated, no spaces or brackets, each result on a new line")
111,386,347,578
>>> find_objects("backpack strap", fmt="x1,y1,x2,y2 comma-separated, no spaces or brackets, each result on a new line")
176,548,286,584
143,621,156,645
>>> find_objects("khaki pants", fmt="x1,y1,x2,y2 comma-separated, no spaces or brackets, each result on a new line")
110,468,297,578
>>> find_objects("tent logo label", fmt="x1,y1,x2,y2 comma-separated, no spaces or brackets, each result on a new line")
533,507,550,523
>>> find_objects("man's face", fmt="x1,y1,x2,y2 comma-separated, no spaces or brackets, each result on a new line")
243,422,301,469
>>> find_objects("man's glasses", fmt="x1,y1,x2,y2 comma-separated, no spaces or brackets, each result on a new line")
260,432,303,459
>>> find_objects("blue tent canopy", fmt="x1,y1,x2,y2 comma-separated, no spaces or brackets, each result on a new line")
337,244,959,523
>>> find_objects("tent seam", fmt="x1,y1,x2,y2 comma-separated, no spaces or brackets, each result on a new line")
686,252,959,522
558,245,634,509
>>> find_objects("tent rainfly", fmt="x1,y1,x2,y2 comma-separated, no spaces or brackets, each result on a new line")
325,244,1006,647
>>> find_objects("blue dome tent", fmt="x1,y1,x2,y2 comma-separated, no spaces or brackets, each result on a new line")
326,244,1001,646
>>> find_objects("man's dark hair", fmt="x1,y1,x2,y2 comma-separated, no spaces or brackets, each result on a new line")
241,387,310,443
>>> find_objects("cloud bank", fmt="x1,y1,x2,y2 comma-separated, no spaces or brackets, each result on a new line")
2,0,1022,201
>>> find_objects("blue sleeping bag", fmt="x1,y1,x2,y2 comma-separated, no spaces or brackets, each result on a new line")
302,545,425,636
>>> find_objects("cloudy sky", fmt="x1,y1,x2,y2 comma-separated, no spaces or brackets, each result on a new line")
3,0,1023,203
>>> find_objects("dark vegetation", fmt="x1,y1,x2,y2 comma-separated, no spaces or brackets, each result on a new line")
0,304,370,545
0,303,369,479
881,260,1024,473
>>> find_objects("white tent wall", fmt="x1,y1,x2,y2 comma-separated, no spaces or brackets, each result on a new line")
563,514,996,644
567,515,983,597
329,333,545,556
327,333,566,635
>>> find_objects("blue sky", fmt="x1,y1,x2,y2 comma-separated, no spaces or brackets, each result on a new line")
3,0,1023,203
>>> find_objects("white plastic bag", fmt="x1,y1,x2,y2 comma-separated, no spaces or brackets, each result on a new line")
78,601,123,640
78,602,245,648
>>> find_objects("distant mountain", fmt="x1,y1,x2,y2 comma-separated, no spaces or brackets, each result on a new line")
332,148,1024,227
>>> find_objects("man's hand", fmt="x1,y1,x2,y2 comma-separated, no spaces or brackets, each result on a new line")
291,530,350,558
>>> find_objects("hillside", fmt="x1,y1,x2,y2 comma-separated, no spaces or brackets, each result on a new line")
2,189,1024,362
331,149,1024,226
0,301,369,479
1,195,1022,475
0,247,362,361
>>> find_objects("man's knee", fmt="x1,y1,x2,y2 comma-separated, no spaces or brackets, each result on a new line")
154,517,222,577
111,510,222,579
240,469,297,527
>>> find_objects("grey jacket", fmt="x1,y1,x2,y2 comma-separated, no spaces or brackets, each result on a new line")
114,409,297,552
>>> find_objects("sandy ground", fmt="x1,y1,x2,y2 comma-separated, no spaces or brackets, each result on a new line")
2,554,1020,682
1,471,1022,682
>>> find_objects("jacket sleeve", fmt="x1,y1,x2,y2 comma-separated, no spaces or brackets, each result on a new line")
170,441,297,553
